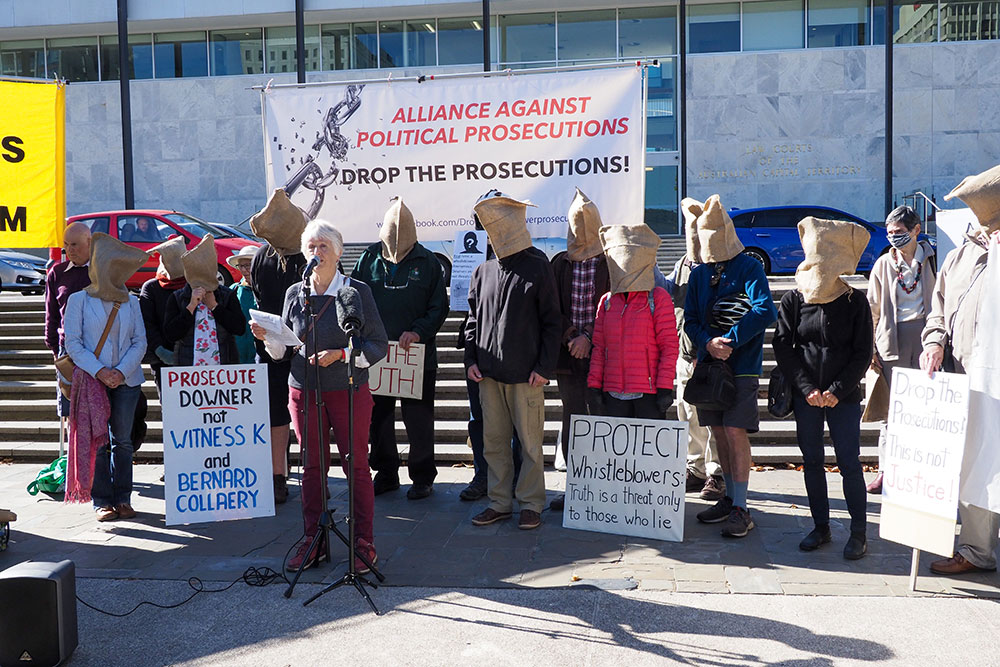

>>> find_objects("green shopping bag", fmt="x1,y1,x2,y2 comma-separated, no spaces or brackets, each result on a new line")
27,456,67,496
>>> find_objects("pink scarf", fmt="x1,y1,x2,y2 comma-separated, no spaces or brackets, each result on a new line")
65,366,111,504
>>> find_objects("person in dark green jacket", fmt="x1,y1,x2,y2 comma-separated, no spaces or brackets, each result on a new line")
352,197,449,500
228,246,259,365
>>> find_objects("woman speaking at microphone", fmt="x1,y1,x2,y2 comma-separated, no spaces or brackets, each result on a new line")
251,219,388,573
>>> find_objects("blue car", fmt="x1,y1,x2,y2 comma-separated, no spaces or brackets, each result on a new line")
729,205,932,275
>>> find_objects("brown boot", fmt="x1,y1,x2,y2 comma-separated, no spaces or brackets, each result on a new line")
273,475,289,504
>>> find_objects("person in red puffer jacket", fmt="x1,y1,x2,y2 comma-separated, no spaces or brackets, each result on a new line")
588,223,679,419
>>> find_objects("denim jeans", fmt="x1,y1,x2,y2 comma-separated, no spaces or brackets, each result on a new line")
91,383,141,508
466,378,521,488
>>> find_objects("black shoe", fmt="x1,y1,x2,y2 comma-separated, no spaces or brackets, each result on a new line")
799,525,832,551
720,506,754,538
406,483,433,500
696,496,734,524
372,473,400,496
549,494,565,511
459,482,487,501
844,532,867,560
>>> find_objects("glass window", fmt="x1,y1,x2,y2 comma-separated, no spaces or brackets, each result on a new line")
438,17,487,65
743,0,804,50
210,29,263,75
71,216,110,236
321,24,351,70
687,4,741,53
0,39,46,78
644,165,679,235
100,34,154,81
499,13,556,64
352,22,378,69
46,37,99,82
117,215,172,244
873,0,938,43
647,60,677,152
265,26,321,73
808,0,868,46
619,6,678,57
377,20,436,68
751,209,805,227
557,10,616,61
940,0,997,41
154,31,208,78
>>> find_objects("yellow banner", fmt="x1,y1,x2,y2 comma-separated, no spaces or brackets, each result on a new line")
0,80,66,248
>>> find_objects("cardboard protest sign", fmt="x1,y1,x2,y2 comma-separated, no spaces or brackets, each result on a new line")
564,415,688,542
879,367,970,557
161,365,275,526
449,230,488,311
935,208,978,261
369,342,425,400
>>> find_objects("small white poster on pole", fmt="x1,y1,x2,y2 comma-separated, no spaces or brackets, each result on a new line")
161,364,275,526
935,208,978,261
369,341,425,400
564,415,688,542
449,230,488,312
879,367,970,557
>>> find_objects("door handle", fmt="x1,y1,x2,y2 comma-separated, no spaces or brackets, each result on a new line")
755,233,771,238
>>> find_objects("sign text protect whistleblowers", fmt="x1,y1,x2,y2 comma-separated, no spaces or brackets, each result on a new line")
0,79,66,249
262,67,646,243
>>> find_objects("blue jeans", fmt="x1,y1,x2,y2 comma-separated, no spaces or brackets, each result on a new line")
91,384,141,508
792,394,867,534
466,378,521,488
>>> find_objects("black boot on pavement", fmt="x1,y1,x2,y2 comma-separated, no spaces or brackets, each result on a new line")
844,532,867,560
799,524,832,551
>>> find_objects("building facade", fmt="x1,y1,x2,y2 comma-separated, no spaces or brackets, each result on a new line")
2,0,999,236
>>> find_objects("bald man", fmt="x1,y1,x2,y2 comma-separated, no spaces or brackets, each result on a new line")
45,222,92,416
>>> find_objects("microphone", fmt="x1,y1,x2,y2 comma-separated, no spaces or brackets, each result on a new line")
302,255,320,280
336,285,365,335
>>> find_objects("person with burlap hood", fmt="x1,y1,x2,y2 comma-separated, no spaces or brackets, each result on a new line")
587,222,678,421
139,235,187,393
773,217,874,560
465,190,561,531
249,189,310,504
351,197,448,500
683,195,777,539
63,233,148,522
163,234,247,366
920,164,1000,576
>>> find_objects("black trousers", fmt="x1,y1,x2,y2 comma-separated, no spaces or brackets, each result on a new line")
368,366,437,486
603,393,661,419
556,370,600,459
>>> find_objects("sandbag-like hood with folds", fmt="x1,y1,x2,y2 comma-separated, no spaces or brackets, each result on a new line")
794,217,870,304
85,232,150,303
600,223,661,294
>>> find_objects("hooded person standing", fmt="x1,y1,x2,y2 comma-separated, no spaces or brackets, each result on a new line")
773,217,873,560
139,235,187,393
587,223,678,419
352,197,448,499
63,233,148,521
921,164,1000,576
249,189,310,504
550,189,611,511
684,195,777,538
163,235,246,366
465,190,561,531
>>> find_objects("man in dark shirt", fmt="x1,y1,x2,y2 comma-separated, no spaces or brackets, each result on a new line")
465,190,561,531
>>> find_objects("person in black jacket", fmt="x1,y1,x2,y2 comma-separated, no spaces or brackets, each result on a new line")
772,217,873,560
139,236,187,394
465,190,561,531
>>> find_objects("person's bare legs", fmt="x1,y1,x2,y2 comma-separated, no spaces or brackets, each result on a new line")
710,425,751,508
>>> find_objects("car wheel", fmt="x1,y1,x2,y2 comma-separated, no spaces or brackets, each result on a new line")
743,248,771,274
435,253,452,285
217,264,233,287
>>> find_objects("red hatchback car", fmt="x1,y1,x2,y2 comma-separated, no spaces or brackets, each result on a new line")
65,210,260,289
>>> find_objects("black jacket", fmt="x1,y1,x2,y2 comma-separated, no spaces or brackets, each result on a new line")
164,285,247,366
138,278,183,366
551,252,609,375
772,288,873,403
464,247,561,384
250,244,307,362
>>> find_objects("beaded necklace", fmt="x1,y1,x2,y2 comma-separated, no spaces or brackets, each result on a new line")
895,254,921,294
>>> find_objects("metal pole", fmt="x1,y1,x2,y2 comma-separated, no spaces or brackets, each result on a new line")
482,0,491,72
909,548,920,591
295,0,306,84
885,0,893,216
117,0,135,209
678,0,687,200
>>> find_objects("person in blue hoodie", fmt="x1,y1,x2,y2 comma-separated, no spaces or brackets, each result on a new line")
683,195,777,539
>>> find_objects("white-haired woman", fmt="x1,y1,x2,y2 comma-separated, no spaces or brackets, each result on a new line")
251,220,388,573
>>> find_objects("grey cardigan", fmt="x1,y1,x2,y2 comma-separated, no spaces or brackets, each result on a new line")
279,278,388,392
866,240,936,361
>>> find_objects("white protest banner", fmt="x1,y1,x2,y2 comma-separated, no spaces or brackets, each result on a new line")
369,342,425,400
161,364,275,526
449,230,488,311
879,367,970,557
262,67,646,243
564,415,688,542
935,208,978,261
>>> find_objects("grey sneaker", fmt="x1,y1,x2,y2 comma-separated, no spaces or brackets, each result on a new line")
696,496,733,524
720,506,754,538
700,475,726,501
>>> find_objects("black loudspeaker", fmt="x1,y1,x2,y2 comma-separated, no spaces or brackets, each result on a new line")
0,560,78,667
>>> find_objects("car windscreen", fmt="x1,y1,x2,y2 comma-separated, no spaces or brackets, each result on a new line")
163,213,235,238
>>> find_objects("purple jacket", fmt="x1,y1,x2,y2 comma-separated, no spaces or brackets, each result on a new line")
44,261,91,353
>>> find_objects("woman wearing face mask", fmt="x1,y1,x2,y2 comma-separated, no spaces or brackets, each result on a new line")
865,206,937,493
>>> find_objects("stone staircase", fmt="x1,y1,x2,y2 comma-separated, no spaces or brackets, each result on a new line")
0,266,878,465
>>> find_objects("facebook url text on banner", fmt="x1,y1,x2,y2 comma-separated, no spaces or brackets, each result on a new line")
376,216,567,229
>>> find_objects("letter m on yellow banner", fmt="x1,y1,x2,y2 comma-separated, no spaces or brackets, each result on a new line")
0,80,66,248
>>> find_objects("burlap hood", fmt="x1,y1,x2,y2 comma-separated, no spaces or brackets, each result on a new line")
149,235,187,280
600,223,661,294
693,195,744,263
945,164,1000,233
85,232,149,303
182,235,220,291
379,197,418,264
680,197,704,263
566,188,604,261
794,217,870,304
473,191,535,259
249,188,308,255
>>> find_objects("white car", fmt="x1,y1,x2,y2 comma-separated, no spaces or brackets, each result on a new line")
0,250,47,295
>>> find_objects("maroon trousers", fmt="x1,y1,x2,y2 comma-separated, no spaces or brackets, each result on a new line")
289,385,375,545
